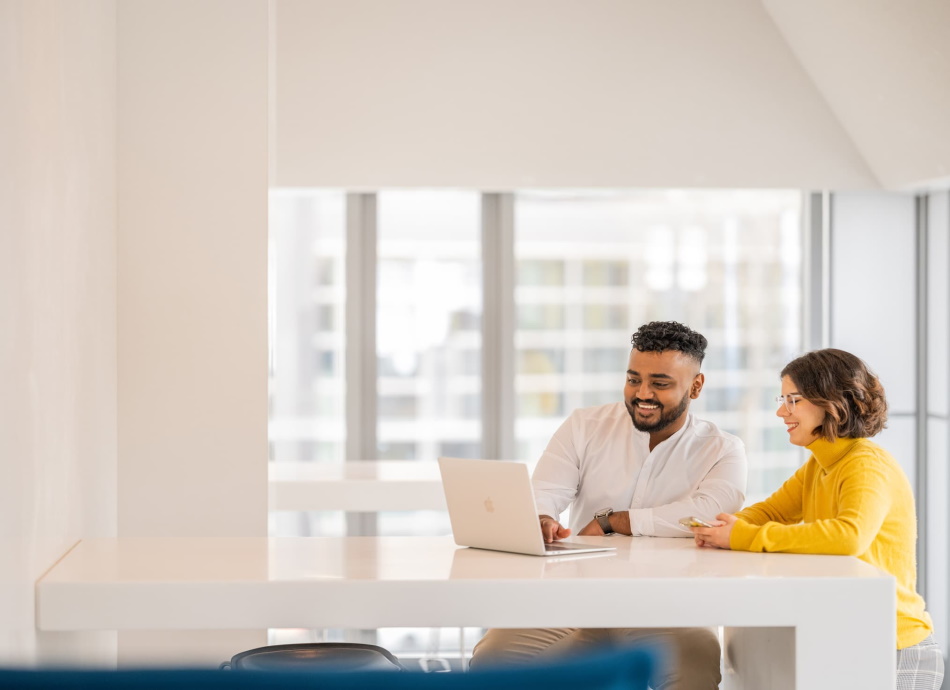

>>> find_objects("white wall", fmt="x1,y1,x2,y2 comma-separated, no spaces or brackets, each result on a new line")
762,0,950,191
116,0,269,540
0,0,118,666
116,0,269,664
274,0,879,189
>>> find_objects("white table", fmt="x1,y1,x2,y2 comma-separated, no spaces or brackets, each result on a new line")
37,536,895,689
268,461,447,511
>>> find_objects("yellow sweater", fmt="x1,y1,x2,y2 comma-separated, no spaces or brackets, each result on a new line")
730,436,932,649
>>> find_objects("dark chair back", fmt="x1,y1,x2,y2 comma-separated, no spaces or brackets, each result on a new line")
221,643,404,672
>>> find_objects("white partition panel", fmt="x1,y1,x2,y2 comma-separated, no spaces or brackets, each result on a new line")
117,0,268,540
874,416,917,493
830,192,917,413
927,419,948,653
116,0,269,665
926,190,949,661
928,191,949,416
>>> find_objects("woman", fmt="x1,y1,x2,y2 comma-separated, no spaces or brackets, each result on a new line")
691,348,943,689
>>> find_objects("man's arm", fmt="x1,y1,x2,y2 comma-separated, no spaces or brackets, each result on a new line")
532,415,582,522
735,463,806,526
623,442,748,537
577,510,632,536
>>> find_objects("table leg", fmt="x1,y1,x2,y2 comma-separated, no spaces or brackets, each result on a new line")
724,612,893,690
723,627,795,690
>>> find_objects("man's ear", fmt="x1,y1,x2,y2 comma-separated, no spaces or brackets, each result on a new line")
690,372,705,399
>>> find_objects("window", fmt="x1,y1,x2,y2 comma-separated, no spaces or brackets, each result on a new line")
268,190,346,537
267,187,804,659
376,191,482,462
269,189,803,526
264,187,950,665
513,190,803,502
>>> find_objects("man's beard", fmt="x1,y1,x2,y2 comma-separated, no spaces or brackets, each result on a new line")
626,390,691,433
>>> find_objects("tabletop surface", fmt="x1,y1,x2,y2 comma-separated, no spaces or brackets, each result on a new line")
42,535,889,584
38,536,897,689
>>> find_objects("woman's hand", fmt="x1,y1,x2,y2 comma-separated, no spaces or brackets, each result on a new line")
691,513,737,549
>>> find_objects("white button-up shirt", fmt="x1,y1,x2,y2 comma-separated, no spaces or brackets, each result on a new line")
532,403,748,537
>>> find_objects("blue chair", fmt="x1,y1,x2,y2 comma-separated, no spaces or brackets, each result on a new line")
0,643,657,689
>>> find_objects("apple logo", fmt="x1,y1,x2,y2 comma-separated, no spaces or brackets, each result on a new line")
483,498,495,513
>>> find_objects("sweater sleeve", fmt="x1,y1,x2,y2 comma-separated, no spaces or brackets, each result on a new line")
730,454,893,555
734,462,806,526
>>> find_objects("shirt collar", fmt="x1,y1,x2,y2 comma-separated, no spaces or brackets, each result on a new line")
806,436,861,470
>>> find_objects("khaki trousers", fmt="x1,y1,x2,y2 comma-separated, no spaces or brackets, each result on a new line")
470,626,721,690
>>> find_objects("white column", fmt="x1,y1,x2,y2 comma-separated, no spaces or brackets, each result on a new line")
117,0,270,665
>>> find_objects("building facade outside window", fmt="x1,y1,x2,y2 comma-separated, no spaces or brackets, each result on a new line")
267,187,804,664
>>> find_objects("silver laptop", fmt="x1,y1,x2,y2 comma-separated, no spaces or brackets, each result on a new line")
437,457,617,557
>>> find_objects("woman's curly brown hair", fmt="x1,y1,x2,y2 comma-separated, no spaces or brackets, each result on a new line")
781,348,888,441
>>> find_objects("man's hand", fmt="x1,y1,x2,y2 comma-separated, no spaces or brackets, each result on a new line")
539,515,572,543
690,513,737,549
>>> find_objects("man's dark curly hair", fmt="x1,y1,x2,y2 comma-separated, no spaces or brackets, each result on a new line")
630,321,707,365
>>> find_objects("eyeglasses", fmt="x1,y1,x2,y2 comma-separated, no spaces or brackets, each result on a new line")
775,394,804,413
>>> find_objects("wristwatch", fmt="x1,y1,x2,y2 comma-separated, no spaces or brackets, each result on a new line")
594,507,615,535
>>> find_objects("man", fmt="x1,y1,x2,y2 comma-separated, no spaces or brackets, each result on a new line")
469,321,748,690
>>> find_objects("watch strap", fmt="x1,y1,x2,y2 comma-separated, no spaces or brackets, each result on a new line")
595,508,614,534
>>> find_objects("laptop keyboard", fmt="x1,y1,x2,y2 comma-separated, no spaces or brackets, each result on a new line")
544,542,590,551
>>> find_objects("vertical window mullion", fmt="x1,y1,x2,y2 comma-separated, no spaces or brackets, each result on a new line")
803,191,831,351
482,193,516,460
345,192,378,537
916,194,929,599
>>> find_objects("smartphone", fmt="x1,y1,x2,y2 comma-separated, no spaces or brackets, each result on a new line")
678,516,713,529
